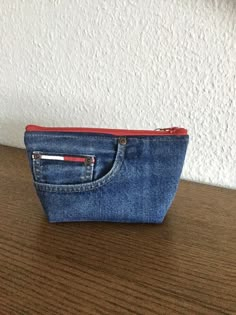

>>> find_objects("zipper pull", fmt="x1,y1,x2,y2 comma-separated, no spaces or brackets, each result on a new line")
154,127,177,133
154,127,187,135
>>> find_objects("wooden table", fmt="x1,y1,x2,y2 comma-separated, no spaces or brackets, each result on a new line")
0,145,235,315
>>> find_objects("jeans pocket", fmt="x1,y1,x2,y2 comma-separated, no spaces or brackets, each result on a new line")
32,136,127,193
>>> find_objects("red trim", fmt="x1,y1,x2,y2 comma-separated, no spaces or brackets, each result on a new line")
64,156,95,163
64,156,87,162
25,125,188,136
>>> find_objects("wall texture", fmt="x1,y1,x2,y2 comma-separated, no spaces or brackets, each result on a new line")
0,0,235,188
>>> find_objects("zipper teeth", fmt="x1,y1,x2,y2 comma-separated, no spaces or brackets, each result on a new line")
26,125,188,136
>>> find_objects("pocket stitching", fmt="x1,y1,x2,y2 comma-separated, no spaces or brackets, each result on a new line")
33,140,126,193
32,155,42,182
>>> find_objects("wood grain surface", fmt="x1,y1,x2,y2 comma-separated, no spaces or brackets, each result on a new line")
0,145,235,315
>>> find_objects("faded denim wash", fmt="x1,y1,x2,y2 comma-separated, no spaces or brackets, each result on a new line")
24,131,189,223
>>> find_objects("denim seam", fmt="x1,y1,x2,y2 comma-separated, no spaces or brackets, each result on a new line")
26,134,188,142
48,216,165,223
32,154,42,182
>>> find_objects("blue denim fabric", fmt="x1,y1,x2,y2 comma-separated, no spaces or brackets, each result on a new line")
24,131,189,223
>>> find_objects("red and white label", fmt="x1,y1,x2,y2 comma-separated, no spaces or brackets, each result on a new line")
32,154,95,163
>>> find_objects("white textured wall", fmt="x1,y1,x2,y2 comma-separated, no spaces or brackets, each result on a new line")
0,0,235,188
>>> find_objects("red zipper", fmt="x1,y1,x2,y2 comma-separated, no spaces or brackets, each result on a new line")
26,125,188,136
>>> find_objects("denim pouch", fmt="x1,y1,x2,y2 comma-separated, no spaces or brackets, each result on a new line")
24,125,189,223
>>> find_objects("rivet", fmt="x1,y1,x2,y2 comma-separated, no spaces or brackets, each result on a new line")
84,157,93,165
33,153,41,159
119,137,127,145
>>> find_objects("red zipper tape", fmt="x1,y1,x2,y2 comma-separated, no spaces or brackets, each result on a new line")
26,125,188,136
